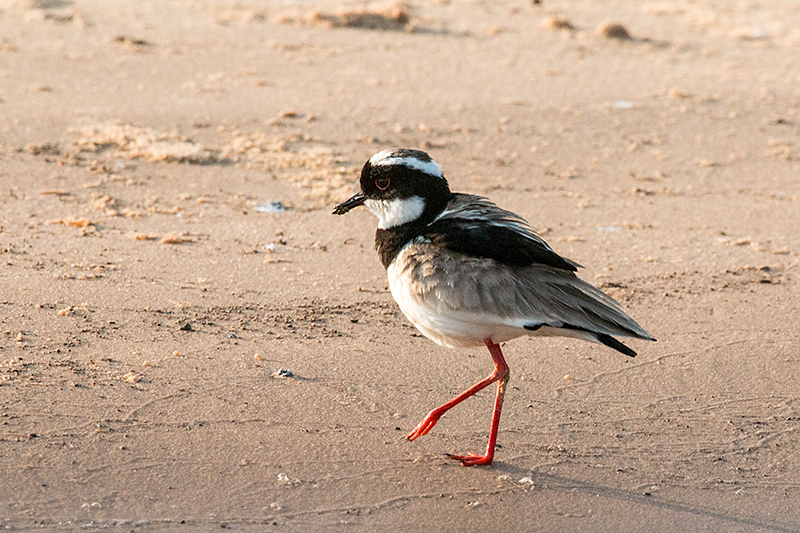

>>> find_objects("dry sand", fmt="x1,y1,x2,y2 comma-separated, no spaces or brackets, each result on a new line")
1,0,799,531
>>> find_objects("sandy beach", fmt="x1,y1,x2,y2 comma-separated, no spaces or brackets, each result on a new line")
1,0,799,530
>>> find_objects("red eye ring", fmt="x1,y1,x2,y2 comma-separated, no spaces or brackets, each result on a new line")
375,177,391,190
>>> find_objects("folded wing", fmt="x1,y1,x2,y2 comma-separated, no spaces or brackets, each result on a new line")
426,194,581,271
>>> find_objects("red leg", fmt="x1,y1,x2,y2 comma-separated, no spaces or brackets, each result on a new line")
407,339,510,467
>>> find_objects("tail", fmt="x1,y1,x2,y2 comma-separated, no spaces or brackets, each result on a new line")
521,272,655,357
524,323,648,357
595,332,638,357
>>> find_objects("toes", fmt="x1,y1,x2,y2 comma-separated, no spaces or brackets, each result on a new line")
446,453,493,467
406,415,439,441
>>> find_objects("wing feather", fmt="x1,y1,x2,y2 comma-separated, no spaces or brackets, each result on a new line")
397,242,653,341
426,194,581,271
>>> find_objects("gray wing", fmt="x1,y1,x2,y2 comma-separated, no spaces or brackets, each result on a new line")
399,242,653,342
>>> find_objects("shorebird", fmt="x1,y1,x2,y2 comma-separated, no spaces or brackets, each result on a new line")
333,148,654,466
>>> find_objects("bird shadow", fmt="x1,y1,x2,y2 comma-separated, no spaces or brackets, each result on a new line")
488,462,797,532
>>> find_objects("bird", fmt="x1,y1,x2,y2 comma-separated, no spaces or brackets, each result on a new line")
333,148,655,467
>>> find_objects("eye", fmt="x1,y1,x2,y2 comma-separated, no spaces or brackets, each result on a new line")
375,177,391,190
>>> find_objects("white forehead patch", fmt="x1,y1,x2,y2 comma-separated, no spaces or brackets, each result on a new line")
365,196,426,229
369,149,443,179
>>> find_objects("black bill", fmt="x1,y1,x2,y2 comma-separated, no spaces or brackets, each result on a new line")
332,192,366,215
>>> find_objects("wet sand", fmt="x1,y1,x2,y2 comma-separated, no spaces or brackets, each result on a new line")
1,1,799,530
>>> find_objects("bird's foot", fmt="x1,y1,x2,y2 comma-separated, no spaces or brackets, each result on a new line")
446,452,493,467
406,410,442,441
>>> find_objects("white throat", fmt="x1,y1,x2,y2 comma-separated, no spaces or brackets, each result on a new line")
365,196,426,229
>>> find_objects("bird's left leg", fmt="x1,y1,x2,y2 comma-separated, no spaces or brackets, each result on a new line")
447,340,509,466
407,340,510,467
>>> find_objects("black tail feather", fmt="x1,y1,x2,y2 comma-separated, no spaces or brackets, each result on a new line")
525,323,643,357
596,333,637,357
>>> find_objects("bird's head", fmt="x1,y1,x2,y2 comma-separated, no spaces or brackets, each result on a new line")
333,148,451,229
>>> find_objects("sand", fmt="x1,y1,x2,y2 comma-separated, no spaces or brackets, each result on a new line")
1,0,799,531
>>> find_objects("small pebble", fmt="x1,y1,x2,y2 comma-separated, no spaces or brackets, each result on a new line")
257,201,288,213
596,22,631,40
541,16,573,31
277,472,300,485
611,101,634,109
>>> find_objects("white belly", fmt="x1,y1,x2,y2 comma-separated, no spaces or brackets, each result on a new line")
387,260,527,348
